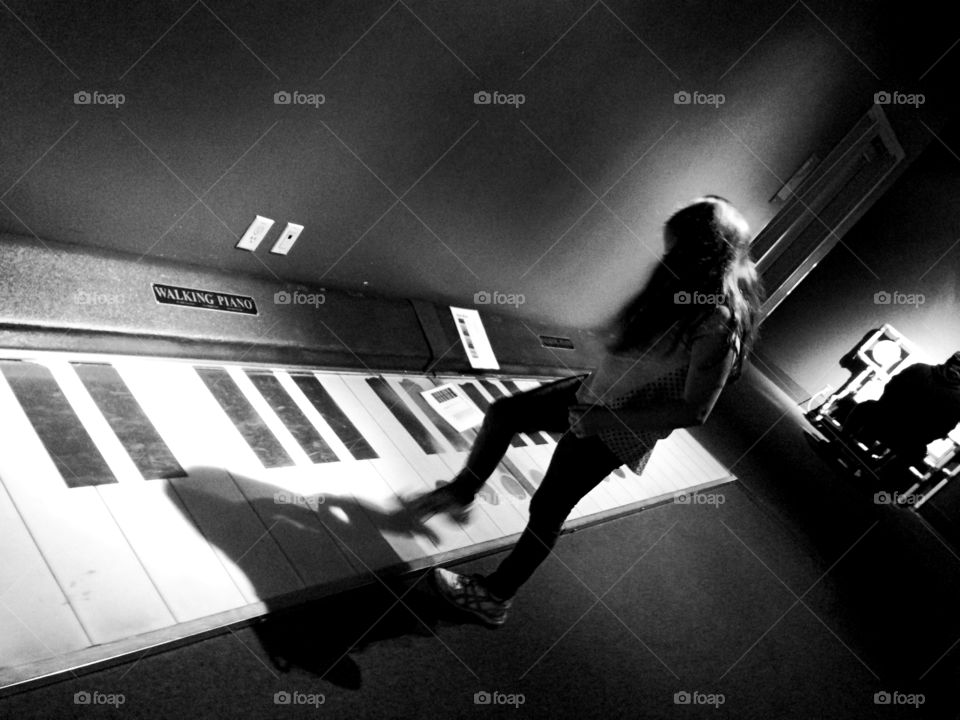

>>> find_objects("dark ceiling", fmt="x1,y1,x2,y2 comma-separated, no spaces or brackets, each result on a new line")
1,0,957,328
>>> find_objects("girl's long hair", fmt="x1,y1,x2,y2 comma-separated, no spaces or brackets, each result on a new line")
606,196,764,380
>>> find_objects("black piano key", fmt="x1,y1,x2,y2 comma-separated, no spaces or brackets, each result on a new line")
245,371,339,464
72,363,186,480
500,380,552,444
472,380,527,447
366,377,444,455
458,382,490,412
0,360,116,488
289,375,378,460
195,367,293,468
398,379,471,452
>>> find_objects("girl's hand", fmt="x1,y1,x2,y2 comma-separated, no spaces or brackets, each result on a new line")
567,404,612,438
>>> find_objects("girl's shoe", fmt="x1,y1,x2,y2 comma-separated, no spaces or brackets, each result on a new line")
432,568,512,627
405,484,473,523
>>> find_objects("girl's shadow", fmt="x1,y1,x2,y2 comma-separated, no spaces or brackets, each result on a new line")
167,469,475,689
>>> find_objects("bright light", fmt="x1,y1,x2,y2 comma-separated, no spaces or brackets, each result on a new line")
871,339,901,368
329,506,350,524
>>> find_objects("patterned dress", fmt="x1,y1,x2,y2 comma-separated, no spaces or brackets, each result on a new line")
576,306,737,474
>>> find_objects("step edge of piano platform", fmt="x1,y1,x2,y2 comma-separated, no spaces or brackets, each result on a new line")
0,475,736,698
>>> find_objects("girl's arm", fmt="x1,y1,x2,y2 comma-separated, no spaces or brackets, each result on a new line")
620,325,736,429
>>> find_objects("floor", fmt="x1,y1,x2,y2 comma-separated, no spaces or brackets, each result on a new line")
2,365,959,719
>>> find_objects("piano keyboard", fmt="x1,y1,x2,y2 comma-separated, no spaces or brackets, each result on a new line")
0,350,733,689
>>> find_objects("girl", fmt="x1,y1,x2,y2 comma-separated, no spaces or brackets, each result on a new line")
407,196,764,627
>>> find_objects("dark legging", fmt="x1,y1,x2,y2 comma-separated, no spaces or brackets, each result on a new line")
445,375,624,599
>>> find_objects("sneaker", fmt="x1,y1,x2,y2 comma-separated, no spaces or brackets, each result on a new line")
432,568,512,627
405,484,473,524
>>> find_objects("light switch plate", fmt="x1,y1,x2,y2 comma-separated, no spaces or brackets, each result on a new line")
236,215,275,251
271,222,305,255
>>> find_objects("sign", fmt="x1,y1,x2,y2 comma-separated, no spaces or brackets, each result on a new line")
450,306,499,370
421,383,485,432
152,283,258,315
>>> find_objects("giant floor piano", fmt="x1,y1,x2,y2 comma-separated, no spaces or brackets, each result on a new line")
0,234,733,691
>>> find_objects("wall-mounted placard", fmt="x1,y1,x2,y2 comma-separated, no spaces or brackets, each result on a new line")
152,284,258,315
450,306,499,370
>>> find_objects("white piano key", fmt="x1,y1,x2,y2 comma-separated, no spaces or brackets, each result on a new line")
649,433,706,494
425,376,547,526
0,370,175,644
39,360,251,622
115,359,305,603
96,480,249,622
660,433,707,489
386,375,528,538
327,374,501,551
176,364,359,588
274,371,434,565
675,428,732,480
0,479,90,667
227,367,411,572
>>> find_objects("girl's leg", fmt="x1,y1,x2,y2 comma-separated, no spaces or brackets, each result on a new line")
483,431,622,600
442,375,586,503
